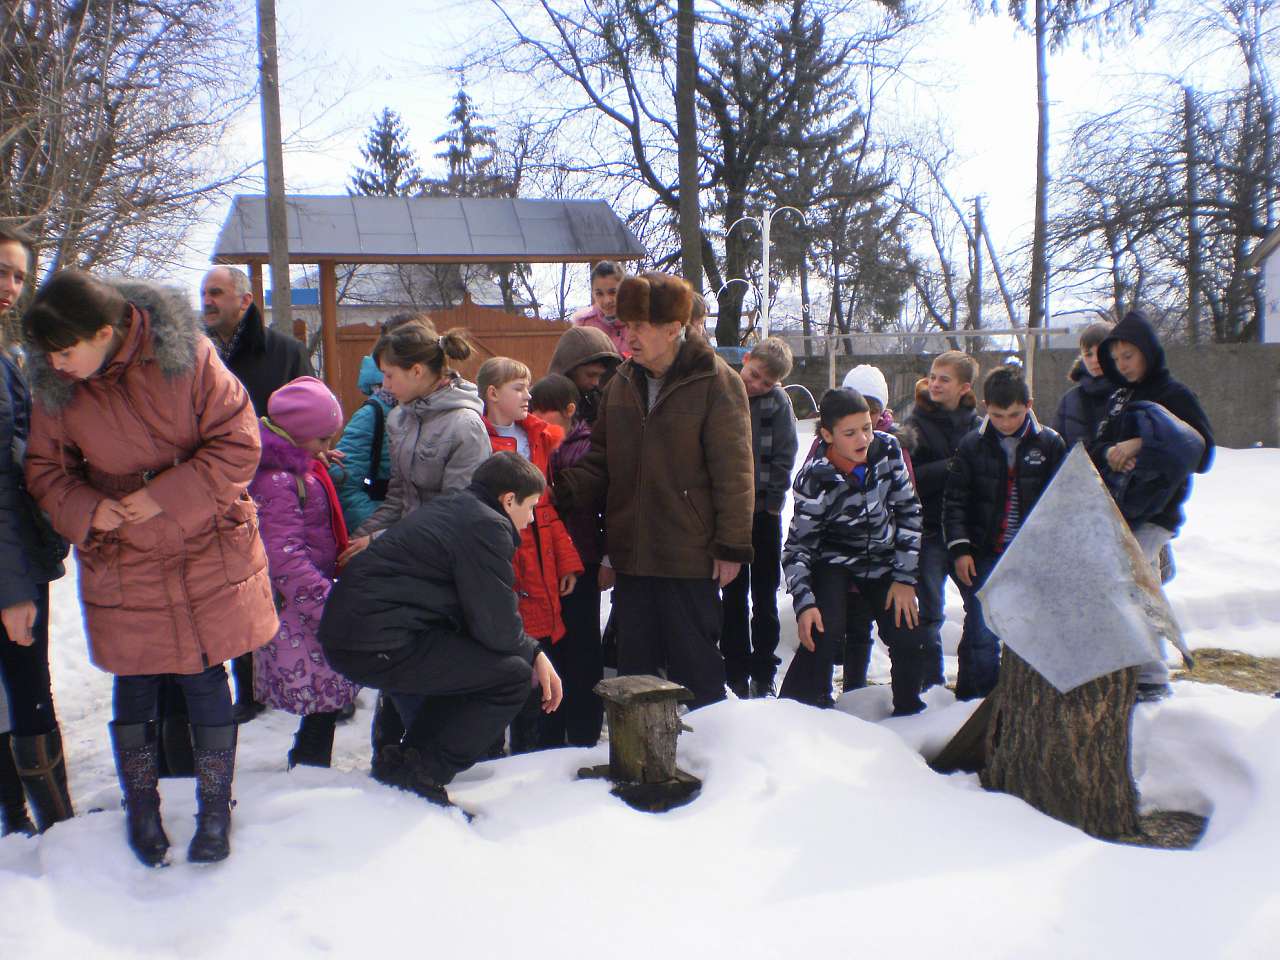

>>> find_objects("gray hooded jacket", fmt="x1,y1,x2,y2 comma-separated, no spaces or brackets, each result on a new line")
354,374,489,536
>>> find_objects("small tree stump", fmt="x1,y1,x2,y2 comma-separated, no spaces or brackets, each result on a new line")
578,675,701,813
980,649,1140,839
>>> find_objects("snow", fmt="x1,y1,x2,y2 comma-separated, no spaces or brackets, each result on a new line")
3,427,1280,958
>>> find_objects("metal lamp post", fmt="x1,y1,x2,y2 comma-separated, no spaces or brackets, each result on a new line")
727,205,806,339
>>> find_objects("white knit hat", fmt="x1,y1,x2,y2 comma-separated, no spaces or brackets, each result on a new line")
841,364,889,406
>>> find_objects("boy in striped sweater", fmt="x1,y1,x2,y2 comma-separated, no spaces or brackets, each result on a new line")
780,388,927,716
943,366,1065,700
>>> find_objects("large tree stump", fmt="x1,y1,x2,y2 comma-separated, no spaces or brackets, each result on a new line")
578,675,701,812
980,649,1140,839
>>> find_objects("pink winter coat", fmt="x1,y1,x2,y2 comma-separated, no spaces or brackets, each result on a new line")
250,424,359,715
24,281,278,676
572,305,630,358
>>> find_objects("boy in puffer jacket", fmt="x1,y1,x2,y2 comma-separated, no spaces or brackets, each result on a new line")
780,388,927,716
478,358,583,753
943,366,1066,701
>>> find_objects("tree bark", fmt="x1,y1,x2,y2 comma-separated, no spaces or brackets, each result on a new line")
981,650,1140,840
676,0,702,291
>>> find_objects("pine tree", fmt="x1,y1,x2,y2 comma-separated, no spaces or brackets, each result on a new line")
426,89,510,198
350,108,423,196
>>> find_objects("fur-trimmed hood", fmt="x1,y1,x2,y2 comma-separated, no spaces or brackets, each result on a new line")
26,279,202,413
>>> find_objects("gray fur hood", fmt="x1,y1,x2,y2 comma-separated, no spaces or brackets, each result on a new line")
26,279,203,413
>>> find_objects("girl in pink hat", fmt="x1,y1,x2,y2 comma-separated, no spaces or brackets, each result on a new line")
252,377,360,769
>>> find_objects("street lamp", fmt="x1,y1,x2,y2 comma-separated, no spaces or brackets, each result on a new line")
727,205,806,339
716,278,760,344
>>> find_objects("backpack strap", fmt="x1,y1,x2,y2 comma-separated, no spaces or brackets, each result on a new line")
364,398,386,481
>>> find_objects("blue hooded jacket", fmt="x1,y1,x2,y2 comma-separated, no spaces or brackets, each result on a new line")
1103,401,1207,524
1088,311,1214,533
330,354,394,531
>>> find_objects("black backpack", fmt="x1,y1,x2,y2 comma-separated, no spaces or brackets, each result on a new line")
361,399,389,501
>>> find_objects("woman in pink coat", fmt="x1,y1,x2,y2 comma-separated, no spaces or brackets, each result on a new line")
24,271,277,867
251,377,360,769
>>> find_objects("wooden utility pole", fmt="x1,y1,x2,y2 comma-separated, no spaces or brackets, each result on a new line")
256,0,293,336
1029,0,1050,332
676,0,702,291
1184,87,1203,345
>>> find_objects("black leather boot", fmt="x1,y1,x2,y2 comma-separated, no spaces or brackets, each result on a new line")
369,693,404,760
189,724,236,863
11,728,74,833
108,721,170,867
288,711,337,769
0,732,36,837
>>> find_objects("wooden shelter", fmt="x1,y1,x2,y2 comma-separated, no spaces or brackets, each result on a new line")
210,195,646,412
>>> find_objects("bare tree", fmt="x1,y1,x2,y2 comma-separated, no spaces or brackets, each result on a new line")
0,1,257,281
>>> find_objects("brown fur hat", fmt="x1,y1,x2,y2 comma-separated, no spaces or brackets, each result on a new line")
617,271,694,328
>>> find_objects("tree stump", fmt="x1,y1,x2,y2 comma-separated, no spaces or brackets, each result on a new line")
980,649,1140,839
578,675,701,812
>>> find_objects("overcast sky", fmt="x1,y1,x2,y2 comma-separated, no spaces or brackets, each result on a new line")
177,0,1239,318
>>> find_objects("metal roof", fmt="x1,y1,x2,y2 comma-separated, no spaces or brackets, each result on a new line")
211,195,647,265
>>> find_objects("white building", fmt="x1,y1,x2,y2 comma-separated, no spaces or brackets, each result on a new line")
1245,228,1280,343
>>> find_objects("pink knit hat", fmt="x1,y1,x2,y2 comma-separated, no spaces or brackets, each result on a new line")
267,376,343,441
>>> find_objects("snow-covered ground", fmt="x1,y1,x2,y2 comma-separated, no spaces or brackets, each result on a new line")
3,427,1279,958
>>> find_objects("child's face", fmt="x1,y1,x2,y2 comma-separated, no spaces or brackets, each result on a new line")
571,362,609,394
1109,340,1147,383
500,491,542,531
48,325,117,381
487,378,531,425
534,406,574,433
592,274,621,319
1081,343,1103,378
986,402,1029,437
299,433,337,456
927,361,971,410
739,357,778,398
379,358,438,404
820,411,874,465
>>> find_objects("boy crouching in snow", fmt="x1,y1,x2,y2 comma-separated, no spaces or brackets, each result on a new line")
779,388,927,716
318,452,563,808
942,366,1065,702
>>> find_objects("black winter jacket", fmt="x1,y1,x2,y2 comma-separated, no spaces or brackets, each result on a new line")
0,350,66,609
903,378,979,534
1052,359,1114,449
1088,312,1214,534
318,483,540,664
218,303,314,416
943,412,1066,561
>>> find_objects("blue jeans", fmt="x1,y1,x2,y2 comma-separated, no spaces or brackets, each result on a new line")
955,554,1001,701
915,532,951,687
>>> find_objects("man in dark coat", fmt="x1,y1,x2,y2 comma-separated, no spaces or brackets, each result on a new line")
555,272,755,710
200,265,314,722
319,452,563,805
200,266,313,416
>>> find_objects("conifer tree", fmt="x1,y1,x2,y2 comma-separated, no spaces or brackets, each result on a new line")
350,108,423,196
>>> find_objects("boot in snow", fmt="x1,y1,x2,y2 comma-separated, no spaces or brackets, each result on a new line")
0,733,36,837
369,693,404,759
288,711,338,769
109,721,170,867
189,724,237,864
11,728,73,832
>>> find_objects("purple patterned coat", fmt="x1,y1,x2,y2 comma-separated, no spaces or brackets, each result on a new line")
250,425,359,715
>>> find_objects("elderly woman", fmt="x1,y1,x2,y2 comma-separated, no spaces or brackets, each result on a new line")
555,272,754,708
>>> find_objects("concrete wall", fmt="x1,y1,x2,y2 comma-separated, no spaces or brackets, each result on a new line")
787,343,1280,449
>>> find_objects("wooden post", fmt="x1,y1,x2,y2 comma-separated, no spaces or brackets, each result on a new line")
249,262,265,316
256,0,292,335
318,259,340,390
579,675,701,812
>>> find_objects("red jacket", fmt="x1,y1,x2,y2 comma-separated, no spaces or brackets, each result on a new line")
484,413,584,642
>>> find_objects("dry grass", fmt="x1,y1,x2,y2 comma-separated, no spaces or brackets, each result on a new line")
1173,648,1280,696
